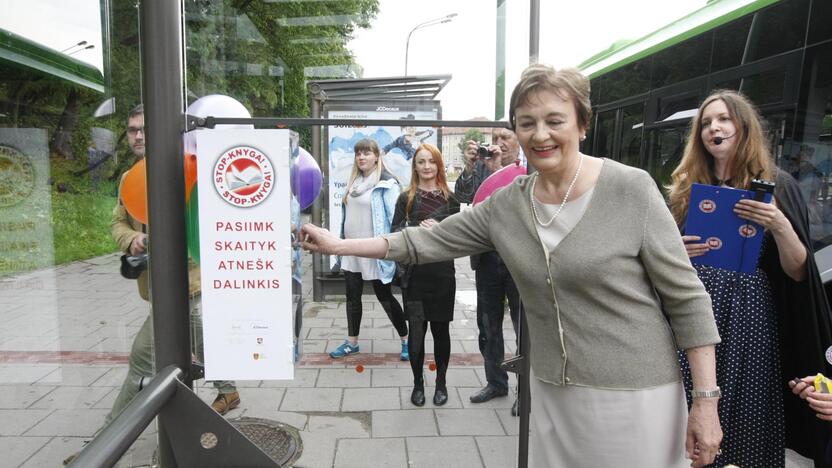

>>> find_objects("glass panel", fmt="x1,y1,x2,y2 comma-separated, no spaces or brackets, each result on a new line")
656,94,700,122
808,0,832,45
647,126,687,186
599,59,650,104
0,0,157,465
711,16,752,71
745,0,809,62
594,110,616,158
793,42,832,250
651,34,711,89
715,70,787,106
619,103,645,168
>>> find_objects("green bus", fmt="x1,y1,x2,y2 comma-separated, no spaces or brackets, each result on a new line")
578,0,832,274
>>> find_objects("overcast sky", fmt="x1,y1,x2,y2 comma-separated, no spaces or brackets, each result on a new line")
1,0,706,120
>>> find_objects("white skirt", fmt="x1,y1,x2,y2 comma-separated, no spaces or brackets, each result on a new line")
529,369,689,468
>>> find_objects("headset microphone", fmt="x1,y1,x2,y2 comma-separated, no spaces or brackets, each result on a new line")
713,134,735,145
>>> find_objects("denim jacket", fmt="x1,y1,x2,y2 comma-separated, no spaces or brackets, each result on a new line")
339,171,400,283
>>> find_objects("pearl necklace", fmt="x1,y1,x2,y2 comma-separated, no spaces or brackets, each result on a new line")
530,154,584,227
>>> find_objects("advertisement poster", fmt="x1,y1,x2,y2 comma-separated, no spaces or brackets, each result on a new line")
196,129,293,381
326,103,439,267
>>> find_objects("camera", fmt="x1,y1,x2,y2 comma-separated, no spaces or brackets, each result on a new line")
476,143,493,159
120,237,148,279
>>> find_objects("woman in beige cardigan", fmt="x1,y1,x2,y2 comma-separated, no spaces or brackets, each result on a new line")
302,64,723,467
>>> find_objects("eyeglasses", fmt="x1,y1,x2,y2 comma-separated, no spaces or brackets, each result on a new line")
127,126,145,136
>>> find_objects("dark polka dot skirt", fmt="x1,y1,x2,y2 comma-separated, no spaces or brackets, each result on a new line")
679,263,784,468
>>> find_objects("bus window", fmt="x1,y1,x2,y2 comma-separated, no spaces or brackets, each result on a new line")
594,110,615,158
651,35,710,90
711,16,752,72
794,42,832,249
746,0,809,63
808,0,832,45
647,126,687,187
620,103,645,168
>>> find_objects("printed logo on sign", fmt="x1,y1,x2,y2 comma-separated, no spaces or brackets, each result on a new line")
0,145,35,207
706,237,723,250
739,224,758,238
256,337,263,345
698,199,716,213
213,146,273,207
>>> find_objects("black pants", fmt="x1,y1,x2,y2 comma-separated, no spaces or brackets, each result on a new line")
475,252,520,392
343,271,407,338
408,320,450,388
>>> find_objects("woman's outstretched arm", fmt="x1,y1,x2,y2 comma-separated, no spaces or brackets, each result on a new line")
301,223,388,259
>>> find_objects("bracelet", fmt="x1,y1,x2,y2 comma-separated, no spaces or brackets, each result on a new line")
691,387,721,398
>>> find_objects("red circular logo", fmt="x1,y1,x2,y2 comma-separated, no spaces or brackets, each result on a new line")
213,146,274,207
706,237,722,250
739,224,757,238
698,199,716,213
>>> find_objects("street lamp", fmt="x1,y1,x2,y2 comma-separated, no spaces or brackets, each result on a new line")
68,45,95,56
61,40,88,53
404,13,457,76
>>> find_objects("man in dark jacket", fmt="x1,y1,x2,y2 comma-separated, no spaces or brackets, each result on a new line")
454,128,522,415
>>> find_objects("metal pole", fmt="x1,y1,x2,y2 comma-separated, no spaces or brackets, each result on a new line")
495,0,506,120
69,366,183,468
309,87,325,302
529,0,540,64
139,0,190,466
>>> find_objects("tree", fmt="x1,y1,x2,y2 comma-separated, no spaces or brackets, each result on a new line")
458,128,484,154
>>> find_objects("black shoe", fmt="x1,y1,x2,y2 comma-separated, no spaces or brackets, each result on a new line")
433,387,448,406
511,397,519,416
469,385,508,403
411,387,425,406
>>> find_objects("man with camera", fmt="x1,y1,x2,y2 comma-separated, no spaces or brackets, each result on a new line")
454,128,522,415
108,105,240,420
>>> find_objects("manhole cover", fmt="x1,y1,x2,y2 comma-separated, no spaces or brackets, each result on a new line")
229,417,302,466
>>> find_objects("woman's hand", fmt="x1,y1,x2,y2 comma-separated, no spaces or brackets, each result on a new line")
682,235,710,258
300,223,342,255
733,198,788,233
735,197,807,281
686,399,722,467
420,218,438,229
789,376,832,421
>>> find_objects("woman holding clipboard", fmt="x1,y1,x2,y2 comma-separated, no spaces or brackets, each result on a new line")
669,89,832,467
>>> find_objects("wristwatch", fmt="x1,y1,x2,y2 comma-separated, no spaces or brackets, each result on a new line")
691,387,721,398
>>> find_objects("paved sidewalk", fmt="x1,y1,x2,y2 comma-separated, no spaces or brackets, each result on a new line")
0,251,521,467
0,251,815,467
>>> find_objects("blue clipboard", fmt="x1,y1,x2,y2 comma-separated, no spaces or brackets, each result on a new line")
684,183,772,274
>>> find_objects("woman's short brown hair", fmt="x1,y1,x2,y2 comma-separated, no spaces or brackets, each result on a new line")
509,64,592,131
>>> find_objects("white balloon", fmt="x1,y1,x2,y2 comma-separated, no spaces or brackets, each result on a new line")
184,94,253,154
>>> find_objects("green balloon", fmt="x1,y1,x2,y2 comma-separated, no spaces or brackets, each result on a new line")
186,184,200,264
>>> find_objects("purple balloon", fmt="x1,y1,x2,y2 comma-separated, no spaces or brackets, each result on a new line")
291,147,323,210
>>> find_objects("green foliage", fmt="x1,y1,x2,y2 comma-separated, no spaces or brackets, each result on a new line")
458,128,484,153
51,187,118,265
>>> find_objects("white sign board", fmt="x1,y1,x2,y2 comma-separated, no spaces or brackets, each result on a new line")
196,129,293,381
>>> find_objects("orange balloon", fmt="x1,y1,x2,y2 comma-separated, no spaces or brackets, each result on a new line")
184,153,197,203
120,158,148,224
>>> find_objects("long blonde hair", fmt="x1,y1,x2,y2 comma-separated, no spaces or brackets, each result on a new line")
668,89,774,224
344,138,385,205
404,143,450,215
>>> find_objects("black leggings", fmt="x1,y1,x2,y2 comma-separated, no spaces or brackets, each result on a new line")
408,320,450,388
343,270,407,338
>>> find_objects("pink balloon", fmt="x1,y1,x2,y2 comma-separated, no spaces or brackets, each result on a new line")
472,162,527,206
